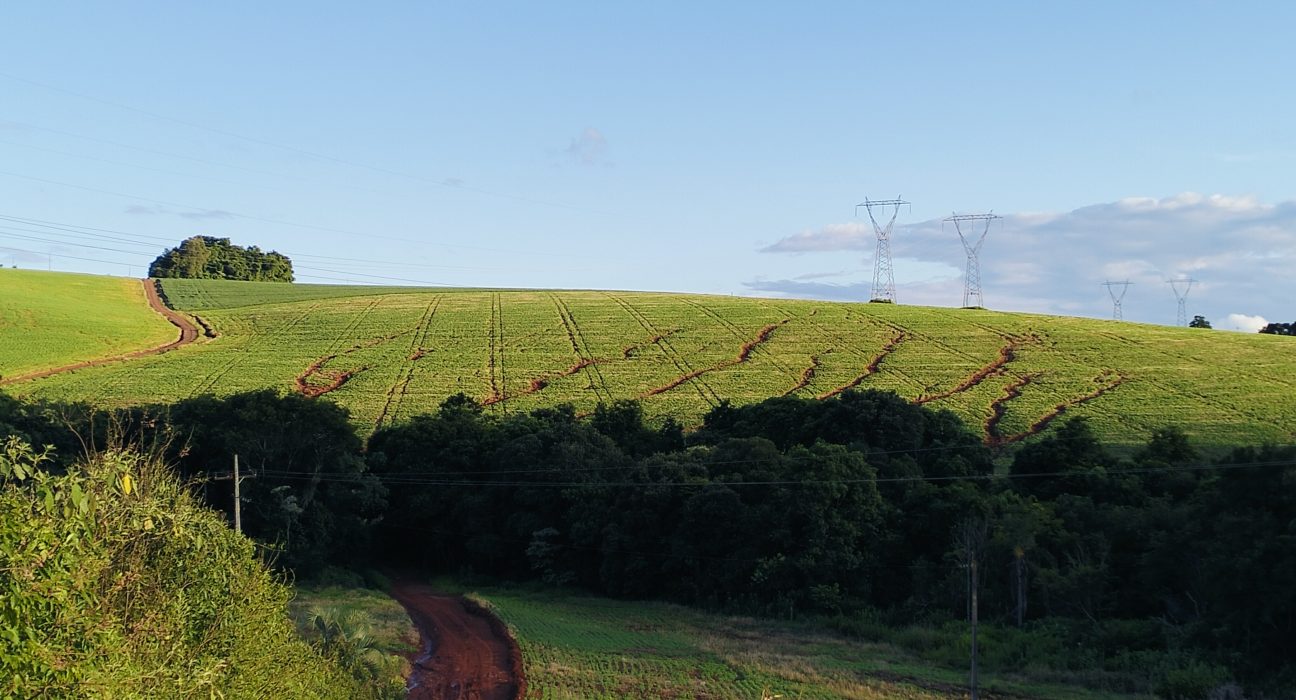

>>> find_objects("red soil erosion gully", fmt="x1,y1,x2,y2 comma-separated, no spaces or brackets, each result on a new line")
388,581,525,700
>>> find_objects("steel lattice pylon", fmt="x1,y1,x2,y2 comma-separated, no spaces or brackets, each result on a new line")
856,197,909,302
1168,278,1196,326
1103,281,1133,320
945,212,1001,308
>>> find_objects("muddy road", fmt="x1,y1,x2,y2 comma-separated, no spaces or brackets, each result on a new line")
389,582,524,700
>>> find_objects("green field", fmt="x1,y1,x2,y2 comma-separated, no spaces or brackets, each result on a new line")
341,580,1144,700
4,273,1296,448
0,269,177,382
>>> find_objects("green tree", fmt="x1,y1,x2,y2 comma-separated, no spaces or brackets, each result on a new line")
149,236,294,282
1188,315,1212,329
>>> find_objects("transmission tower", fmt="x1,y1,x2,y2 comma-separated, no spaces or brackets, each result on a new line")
945,212,1002,308
856,197,909,303
1167,278,1196,326
1103,281,1133,320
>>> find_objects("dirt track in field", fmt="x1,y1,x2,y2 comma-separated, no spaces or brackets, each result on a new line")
390,582,525,700
0,279,199,387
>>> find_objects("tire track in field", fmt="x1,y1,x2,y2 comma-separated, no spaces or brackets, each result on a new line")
293,297,387,397
782,352,826,396
551,294,612,403
914,337,1028,405
375,296,442,432
680,299,800,383
606,294,720,405
762,302,923,396
189,300,326,396
641,320,788,399
817,330,909,399
483,294,506,408
989,371,1128,447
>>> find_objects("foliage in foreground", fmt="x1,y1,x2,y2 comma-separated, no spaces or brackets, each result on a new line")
0,438,371,699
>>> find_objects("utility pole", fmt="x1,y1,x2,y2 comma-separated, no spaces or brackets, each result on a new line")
212,454,253,534
945,213,1001,308
856,197,910,303
1013,546,1026,627
957,518,986,700
233,454,242,534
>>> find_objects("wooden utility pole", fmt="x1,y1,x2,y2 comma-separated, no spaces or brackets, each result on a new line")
233,454,242,534
212,454,252,534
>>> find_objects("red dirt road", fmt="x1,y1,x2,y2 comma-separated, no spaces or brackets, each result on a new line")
0,279,199,386
390,582,524,700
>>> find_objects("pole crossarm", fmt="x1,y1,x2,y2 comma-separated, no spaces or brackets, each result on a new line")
944,212,1001,308
857,196,910,303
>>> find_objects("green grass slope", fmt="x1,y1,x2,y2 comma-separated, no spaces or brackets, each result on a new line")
431,582,1145,700
0,269,177,381
8,277,1296,449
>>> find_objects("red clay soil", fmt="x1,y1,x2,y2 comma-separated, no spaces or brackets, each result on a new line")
783,353,824,396
641,320,789,399
0,278,199,387
389,582,525,700
990,372,1127,447
818,330,908,400
915,338,1019,405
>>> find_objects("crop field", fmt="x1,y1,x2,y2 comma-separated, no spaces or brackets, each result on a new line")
0,269,177,382
4,274,1296,449
450,583,1140,700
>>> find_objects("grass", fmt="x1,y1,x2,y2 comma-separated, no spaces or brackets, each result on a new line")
288,584,415,695
0,269,176,380
5,273,1296,449
401,579,1153,699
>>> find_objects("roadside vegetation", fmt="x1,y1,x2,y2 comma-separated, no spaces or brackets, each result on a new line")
0,438,382,698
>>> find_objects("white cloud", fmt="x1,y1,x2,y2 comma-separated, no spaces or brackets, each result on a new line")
757,193,1296,325
1226,313,1268,333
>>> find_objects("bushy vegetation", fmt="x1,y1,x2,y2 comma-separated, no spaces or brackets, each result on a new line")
4,384,1293,696
149,235,293,282
0,438,372,698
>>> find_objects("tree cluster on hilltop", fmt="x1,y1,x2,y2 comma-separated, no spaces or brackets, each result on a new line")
149,235,294,282
1259,321,1294,335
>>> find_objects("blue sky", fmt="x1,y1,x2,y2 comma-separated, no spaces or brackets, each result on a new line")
1,2,1293,328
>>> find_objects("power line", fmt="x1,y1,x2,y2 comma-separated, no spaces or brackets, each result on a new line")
0,213,514,272
0,72,609,215
250,457,1296,488
0,170,593,259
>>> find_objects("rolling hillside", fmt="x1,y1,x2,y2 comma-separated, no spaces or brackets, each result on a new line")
3,273,1294,449
0,269,178,382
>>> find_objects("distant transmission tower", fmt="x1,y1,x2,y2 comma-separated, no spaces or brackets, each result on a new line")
1168,278,1196,326
856,197,910,303
945,213,1002,308
1103,281,1133,320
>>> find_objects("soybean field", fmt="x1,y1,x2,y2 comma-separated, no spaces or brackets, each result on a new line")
5,273,1295,449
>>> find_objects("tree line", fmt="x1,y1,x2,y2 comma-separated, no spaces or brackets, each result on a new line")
2,388,1292,694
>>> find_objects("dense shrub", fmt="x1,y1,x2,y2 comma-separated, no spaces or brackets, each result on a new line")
0,437,367,698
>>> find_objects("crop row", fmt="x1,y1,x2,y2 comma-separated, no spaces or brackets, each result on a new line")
9,284,1295,448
